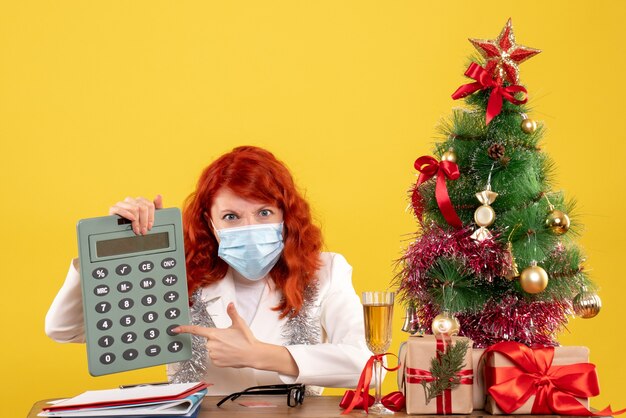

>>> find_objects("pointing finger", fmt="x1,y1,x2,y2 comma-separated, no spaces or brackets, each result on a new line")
173,325,217,339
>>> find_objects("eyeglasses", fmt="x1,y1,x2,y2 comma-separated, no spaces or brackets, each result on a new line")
217,384,306,407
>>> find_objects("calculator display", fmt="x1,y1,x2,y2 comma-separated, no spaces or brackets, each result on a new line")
96,232,170,257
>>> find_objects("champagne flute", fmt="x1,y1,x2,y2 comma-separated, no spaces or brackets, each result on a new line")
362,291,395,415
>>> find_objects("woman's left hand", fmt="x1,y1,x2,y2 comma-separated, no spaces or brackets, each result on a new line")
174,302,299,376
173,302,259,368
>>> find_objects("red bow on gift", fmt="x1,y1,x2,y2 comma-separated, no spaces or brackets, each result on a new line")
412,156,463,229
340,353,401,415
484,341,625,416
451,62,528,125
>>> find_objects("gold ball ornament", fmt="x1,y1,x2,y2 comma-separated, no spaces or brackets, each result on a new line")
519,262,549,294
431,312,460,336
573,289,602,319
521,118,537,134
441,148,457,163
546,208,570,235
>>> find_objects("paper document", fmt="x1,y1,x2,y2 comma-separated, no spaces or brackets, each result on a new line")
40,383,208,416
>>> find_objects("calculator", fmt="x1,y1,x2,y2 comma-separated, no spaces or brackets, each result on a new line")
77,207,192,376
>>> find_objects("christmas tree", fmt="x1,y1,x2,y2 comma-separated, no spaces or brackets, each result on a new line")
397,19,601,348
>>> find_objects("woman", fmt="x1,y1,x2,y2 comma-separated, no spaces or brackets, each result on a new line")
45,146,371,395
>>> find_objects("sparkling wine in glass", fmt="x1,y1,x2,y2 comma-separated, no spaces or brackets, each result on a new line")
362,291,395,415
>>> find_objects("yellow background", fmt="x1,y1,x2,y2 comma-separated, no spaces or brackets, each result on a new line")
1,1,624,415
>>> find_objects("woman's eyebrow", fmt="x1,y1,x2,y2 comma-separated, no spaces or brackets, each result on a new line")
219,208,241,214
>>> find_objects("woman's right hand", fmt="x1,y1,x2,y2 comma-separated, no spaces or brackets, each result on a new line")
109,195,163,235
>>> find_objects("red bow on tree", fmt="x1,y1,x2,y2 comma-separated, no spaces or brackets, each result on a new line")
451,62,528,125
412,156,463,229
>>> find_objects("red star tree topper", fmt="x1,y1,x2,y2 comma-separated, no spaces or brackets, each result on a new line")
469,18,541,84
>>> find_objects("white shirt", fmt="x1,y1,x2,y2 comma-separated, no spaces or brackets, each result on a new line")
232,276,267,325
45,252,371,395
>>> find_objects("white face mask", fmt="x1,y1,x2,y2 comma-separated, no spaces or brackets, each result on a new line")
214,222,284,281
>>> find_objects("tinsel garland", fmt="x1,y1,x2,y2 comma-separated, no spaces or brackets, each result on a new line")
282,281,322,395
456,295,570,347
398,223,512,292
417,294,570,348
282,282,321,345
397,222,570,347
170,289,215,384
170,281,322,385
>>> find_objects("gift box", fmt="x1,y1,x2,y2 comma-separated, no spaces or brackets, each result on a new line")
400,334,473,414
472,348,486,410
484,342,595,415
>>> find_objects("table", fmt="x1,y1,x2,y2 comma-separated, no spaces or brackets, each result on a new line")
27,396,589,418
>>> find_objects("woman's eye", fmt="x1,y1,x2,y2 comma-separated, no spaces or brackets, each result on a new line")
259,209,272,217
223,214,238,221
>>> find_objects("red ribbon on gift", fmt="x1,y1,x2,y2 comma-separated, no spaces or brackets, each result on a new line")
339,390,405,412
412,156,463,229
340,353,401,415
451,62,528,125
404,334,473,414
484,341,625,416
406,368,473,414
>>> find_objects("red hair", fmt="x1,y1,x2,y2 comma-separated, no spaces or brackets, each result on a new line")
183,146,323,317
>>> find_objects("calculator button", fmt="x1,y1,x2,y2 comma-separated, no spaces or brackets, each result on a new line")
162,274,178,286
138,261,154,272
94,285,110,296
161,258,177,269
122,332,137,344
123,349,139,361
98,335,114,347
95,302,111,314
120,315,136,327
115,264,132,276
100,353,116,365
146,345,161,357
165,308,180,320
141,295,157,306
143,311,158,323
92,268,108,279
140,278,156,289
164,291,179,303
168,341,183,353
118,298,134,310
144,328,160,340
117,281,133,293
96,319,113,331
166,324,180,336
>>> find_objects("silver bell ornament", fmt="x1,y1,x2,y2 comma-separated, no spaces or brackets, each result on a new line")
401,304,422,334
